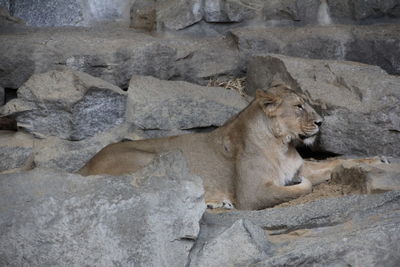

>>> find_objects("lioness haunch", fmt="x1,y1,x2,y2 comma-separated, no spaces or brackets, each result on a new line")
79,84,380,210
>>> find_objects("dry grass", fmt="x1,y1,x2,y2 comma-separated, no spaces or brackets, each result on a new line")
207,77,247,97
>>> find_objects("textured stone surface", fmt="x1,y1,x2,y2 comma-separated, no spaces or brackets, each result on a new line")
194,191,400,266
0,69,126,140
0,85,4,106
0,131,33,173
230,24,400,75
0,28,178,89
130,0,156,31
7,0,134,27
246,54,400,157
156,0,202,30
190,219,272,267
203,0,255,22
33,124,146,172
0,6,24,25
0,0,9,10
12,0,84,27
127,75,247,130
0,151,206,266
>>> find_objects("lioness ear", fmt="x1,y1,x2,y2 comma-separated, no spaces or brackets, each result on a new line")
256,90,281,116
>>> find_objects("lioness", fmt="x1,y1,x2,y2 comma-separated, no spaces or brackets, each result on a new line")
79,84,381,210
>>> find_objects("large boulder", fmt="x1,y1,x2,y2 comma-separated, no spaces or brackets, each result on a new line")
127,75,248,130
230,24,400,75
190,219,272,267
0,151,206,266
246,54,400,157
33,124,145,173
4,0,133,27
197,191,400,266
0,28,177,90
0,7,24,25
0,85,4,106
156,0,202,30
0,69,127,140
0,131,33,173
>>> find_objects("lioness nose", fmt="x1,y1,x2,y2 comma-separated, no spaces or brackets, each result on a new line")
314,120,323,127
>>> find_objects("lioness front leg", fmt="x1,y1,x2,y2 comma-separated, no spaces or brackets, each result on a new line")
235,159,312,210
236,177,312,210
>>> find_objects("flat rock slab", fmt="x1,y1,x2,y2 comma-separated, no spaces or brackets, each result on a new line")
1,69,126,140
246,54,400,157
33,124,146,173
127,75,247,130
189,219,272,267
0,151,206,266
230,24,400,75
0,131,33,173
195,191,400,266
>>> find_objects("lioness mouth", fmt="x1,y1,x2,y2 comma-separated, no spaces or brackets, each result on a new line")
299,133,317,140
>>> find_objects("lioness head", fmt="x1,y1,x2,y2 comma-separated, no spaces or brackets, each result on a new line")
256,84,323,145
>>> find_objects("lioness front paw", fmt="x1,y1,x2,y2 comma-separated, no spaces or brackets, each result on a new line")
206,200,235,210
300,177,312,193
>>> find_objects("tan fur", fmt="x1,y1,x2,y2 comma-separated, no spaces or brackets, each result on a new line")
79,84,324,210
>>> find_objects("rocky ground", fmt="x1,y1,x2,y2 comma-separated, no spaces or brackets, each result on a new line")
1,0,400,266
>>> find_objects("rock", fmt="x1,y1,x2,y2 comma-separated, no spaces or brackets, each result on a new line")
0,28,178,89
0,85,4,105
331,160,400,194
11,0,84,27
0,131,33,173
33,124,146,173
230,24,400,75
198,191,400,266
0,0,9,10
169,36,243,85
8,0,133,27
156,0,203,30
0,151,206,266
0,69,127,140
203,0,255,23
0,6,24,25
246,54,400,157
127,75,248,130
189,219,272,267
130,0,156,31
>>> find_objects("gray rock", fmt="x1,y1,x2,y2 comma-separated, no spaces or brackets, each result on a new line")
246,54,400,157
0,6,24,25
8,0,134,27
33,124,147,172
190,219,272,267
156,0,202,30
203,0,255,22
168,36,243,85
0,0,9,10
0,131,33,173
127,75,248,130
204,191,400,233
199,191,400,266
230,24,400,75
11,0,84,27
0,28,177,90
0,85,4,106
0,69,127,140
0,151,206,266
130,0,156,31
